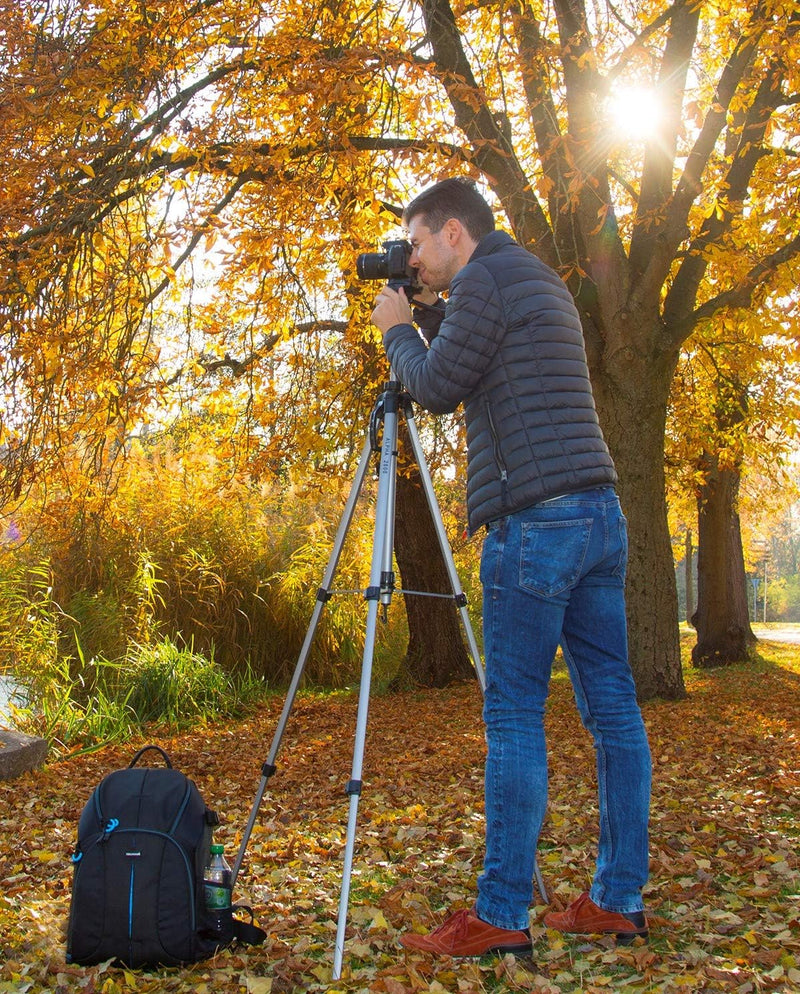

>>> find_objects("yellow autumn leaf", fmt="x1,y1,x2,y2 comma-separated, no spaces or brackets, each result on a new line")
32,850,58,862
246,979,272,994
310,964,331,983
369,909,389,930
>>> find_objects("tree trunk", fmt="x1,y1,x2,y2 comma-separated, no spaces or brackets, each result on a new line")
691,456,755,667
393,427,476,687
590,345,686,701
419,0,687,701
685,530,695,625
615,445,686,700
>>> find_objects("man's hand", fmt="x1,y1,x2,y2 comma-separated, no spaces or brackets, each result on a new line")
371,286,413,335
409,286,439,309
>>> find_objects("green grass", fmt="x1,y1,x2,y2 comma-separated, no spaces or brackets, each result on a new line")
7,634,269,757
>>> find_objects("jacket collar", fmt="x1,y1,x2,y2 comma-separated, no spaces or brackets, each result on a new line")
469,229,516,262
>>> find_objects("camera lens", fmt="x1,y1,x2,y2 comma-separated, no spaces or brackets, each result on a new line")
356,253,388,280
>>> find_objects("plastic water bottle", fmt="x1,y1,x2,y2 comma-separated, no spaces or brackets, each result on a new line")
203,844,232,937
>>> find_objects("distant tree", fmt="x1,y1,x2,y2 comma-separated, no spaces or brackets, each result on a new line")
667,313,800,664
690,377,756,666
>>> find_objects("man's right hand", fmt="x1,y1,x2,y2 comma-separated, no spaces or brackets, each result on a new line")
371,286,413,335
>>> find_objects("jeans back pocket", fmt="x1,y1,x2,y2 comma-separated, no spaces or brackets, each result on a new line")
519,518,593,597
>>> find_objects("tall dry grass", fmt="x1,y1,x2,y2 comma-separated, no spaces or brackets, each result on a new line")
1,428,449,750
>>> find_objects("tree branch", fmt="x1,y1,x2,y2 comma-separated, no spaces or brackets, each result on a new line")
420,0,555,260
165,320,348,385
628,0,700,284
673,232,800,341
659,1,771,271
144,174,248,307
663,10,796,338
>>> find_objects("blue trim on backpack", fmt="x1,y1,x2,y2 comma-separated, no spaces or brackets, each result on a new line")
128,863,135,940
101,817,119,841
112,828,198,931
169,783,192,835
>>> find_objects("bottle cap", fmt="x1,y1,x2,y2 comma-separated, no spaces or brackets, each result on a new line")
210,844,224,854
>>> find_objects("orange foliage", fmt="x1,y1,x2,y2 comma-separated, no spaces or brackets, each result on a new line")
2,0,800,697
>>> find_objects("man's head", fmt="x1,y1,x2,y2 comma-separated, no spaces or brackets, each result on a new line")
403,178,495,241
402,178,495,293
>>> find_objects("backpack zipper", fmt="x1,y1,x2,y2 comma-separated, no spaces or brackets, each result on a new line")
72,826,198,951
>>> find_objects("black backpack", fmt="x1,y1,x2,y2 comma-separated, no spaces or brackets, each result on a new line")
66,745,242,968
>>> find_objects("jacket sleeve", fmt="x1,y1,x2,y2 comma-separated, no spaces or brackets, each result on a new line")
384,263,505,414
411,298,446,343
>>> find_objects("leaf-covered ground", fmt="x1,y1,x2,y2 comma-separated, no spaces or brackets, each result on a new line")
1,641,798,993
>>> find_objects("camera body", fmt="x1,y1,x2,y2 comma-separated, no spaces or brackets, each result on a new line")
356,239,422,292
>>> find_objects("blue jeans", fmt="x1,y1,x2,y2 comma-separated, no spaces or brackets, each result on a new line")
474,488,651,930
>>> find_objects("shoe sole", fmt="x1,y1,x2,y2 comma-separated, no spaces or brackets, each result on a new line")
545,926,649,944
402,941,533,957
482,942,533,957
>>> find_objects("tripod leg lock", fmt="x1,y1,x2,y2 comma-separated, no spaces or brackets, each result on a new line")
345,779,362,796
365,571,395,602
316,587,333,603
261,762,277,778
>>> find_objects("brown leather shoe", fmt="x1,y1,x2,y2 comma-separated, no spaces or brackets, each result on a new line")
400,907,532,957
544,892,648,942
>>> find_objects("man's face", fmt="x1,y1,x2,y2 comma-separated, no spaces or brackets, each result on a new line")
407,216,461,294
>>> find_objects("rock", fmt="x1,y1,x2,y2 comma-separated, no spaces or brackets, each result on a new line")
0,728,48,780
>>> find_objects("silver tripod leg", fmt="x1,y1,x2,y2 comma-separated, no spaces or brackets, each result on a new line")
332,385,546,978
231,433,375,888
333,382,402,979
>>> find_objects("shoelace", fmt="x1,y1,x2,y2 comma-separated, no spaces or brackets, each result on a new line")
563,892,590,925
430,908,472,941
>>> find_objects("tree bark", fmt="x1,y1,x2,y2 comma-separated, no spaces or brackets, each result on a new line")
392,425,476,687
691,456,756,667
590,339,687,701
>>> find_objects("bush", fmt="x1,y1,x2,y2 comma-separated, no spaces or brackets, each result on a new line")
7,634,266,757
122,636,264,729
767,574,800,622
2,430,415,690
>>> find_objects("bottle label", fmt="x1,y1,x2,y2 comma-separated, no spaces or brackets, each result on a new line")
204,883,230,910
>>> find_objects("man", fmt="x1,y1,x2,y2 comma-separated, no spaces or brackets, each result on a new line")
370,178,652,958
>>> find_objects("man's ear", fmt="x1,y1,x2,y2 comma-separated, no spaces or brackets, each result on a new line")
443,217,463,245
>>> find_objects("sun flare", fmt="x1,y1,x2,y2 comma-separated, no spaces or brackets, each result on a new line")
605,84,664,141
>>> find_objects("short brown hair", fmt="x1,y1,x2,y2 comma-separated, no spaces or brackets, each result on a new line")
403,178,495,242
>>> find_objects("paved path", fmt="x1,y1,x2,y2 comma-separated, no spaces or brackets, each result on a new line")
752,624,800,644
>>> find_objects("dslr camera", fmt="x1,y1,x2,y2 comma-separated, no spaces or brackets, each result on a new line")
356,239,422,293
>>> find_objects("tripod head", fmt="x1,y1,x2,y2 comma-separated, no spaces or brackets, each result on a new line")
369,379,413,454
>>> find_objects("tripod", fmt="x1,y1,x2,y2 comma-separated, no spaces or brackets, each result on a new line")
232,377,546,980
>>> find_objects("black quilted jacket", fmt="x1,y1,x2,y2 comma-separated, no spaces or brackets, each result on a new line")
383,230,617,533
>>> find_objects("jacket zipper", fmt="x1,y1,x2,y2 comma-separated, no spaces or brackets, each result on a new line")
485,401,510,503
